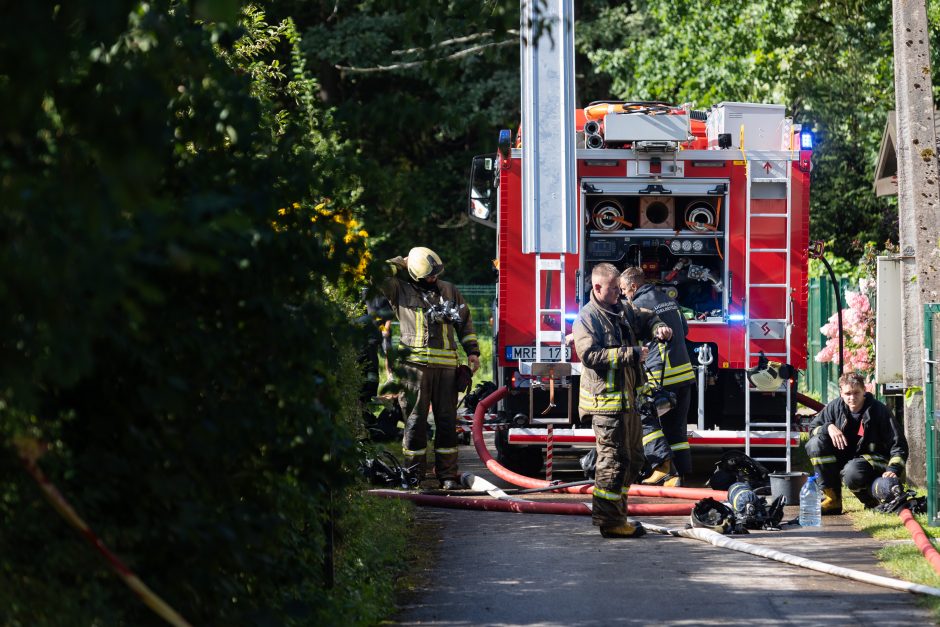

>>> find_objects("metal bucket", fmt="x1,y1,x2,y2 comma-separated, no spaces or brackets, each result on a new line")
769,472,808,505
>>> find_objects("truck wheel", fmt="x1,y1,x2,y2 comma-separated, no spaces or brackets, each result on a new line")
494,429,543,477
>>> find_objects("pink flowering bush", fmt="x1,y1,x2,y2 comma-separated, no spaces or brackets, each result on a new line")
815,282,875,379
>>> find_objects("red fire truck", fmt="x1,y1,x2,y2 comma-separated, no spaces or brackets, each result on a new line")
468,101,813,476
466,3,813,476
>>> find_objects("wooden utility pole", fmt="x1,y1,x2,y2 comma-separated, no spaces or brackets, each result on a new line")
892,0,940,487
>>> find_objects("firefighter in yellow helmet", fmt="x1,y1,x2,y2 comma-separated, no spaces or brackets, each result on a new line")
382,247,480,489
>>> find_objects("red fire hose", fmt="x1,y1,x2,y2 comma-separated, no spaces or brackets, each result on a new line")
898,508,940,577
472,386,728,502
370,489,692,516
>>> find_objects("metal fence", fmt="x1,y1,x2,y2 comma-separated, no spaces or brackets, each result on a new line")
925,303,940,526
455,284,496,336
803,276,853,403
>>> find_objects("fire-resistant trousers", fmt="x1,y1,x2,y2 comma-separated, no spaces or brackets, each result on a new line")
590,409,644,527
399,362,458,482
661,383,693,475
641,413,672,471
805,432,887,494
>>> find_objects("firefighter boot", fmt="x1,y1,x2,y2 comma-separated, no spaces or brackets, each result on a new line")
852,488,880,510
600,520,647,538
642,460,673,485
821,487,843,515
663,475,683,488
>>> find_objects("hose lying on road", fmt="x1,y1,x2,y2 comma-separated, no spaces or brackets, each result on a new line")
899,507,940,577
369,489,693,517
643,522,940,597
420,478,595,497
472,386,728,501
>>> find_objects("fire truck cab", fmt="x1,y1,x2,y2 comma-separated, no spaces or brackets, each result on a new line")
467,4,813,476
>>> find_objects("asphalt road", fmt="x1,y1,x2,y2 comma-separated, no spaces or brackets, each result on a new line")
393,439,935,626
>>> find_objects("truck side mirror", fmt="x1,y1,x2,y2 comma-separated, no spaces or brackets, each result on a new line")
468,153,498,228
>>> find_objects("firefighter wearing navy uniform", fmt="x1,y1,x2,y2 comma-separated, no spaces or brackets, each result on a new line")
804,371,907,514
383,247,480,490
620,267,695,486
572,263,672,538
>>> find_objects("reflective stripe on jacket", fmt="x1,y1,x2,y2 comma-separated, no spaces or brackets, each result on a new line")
628,284,694,387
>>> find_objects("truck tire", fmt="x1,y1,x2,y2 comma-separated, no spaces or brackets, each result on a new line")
494,429,543,477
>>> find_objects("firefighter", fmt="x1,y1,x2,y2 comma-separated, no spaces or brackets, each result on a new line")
620,267,695,487
572,263,672,538
804,372,908,514
382,247,480,490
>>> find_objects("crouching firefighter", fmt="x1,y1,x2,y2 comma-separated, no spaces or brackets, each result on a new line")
804,372,908,514
382,247,480,490
572,263,672,538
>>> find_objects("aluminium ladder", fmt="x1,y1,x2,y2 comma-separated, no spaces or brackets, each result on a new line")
742,148,795,470
530,255,572,424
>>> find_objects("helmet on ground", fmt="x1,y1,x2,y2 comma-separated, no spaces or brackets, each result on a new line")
690,497,735,533
871,475,902,504
747,351,795,392
407,247,444,280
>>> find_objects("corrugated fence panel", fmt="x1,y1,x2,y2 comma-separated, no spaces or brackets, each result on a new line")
803,277,851,404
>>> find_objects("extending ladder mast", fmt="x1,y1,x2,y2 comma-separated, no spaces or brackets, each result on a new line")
520,0,577,424
743,141,795,470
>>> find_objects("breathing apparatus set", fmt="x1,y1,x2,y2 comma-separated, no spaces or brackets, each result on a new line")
359,450,420,489
870,476,927,515
692,451,786,533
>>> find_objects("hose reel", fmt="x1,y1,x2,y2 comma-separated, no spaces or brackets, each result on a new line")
685,201,716,232
591,198,628,231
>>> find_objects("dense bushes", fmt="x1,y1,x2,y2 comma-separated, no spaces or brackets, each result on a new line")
0,3,407,625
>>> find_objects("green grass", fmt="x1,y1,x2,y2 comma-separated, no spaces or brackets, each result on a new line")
844,491,940,621
791,436,940,620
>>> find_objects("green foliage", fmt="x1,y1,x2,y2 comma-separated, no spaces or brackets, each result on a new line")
578,0,925,259
0,3,402,625
297,1,514,282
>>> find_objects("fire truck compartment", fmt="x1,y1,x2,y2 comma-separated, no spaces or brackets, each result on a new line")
581,178,729,320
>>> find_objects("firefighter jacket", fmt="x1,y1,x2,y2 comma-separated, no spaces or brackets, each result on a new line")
382,257,479,369
572,290,667,415
808,393,908,475
628,284,694,388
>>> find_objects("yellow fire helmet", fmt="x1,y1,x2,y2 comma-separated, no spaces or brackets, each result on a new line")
747,351,796,392
407,246,444,280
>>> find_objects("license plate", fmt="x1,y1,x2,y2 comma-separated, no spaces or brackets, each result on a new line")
505,345,571,361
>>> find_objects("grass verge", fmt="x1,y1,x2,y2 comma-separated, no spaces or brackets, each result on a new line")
843,491,940,622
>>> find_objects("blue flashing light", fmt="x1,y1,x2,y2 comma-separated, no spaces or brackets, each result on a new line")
799,129,814,150
564,313,578,322
727,314,745,322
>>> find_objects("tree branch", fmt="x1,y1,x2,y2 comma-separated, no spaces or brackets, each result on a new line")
336,39,515,74
391,30,518,56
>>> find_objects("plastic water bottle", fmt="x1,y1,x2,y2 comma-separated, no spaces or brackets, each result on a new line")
799,474,822,527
